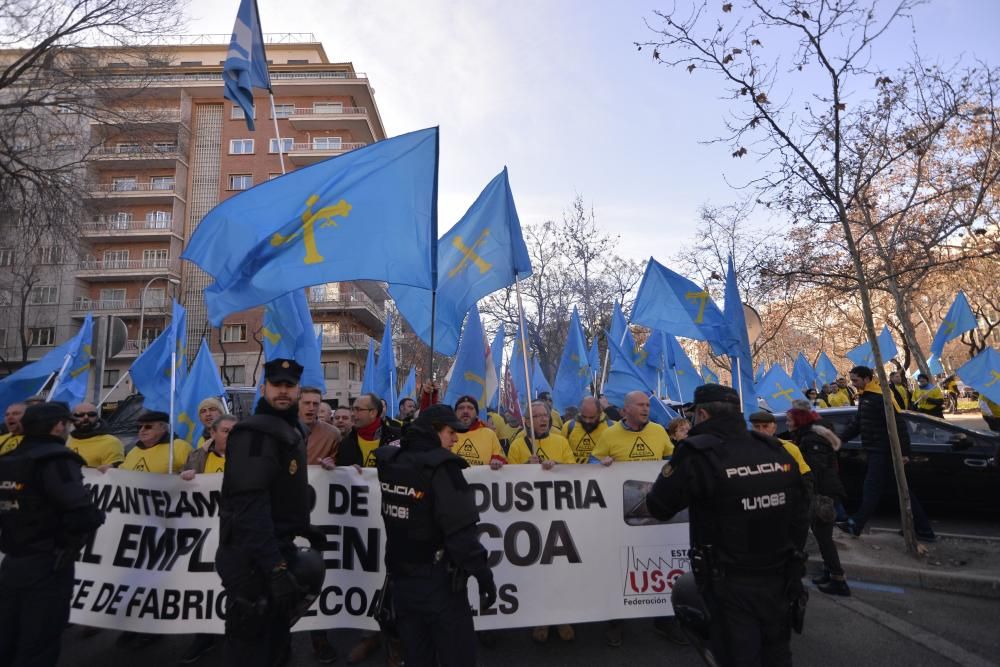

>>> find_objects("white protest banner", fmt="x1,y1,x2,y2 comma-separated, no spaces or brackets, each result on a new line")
71,462,691,633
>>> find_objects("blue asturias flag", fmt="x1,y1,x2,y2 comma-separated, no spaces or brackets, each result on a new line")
444,306,492,408
182,128,438,325
664,334,701,404
49,314,94,406
489,326,505,410
175,339,226,444
510,325,529,406
262,290,325,390
0,330,87,411
374,313,397,417
389,168,532,356
223,0,271,131
756,364,801,412
631,259,730,349
603,333,678,427
846,326,898,367
588,337,600,376
609,302,636,352
399,367,416,401
723,256,757,417
956,348,1000,405
701,365,719,385
129,301,187,412
792,352,818,391
360,339,377,395
815,352,839,385
531,358,552,398
930,292,978,358
552,308,591,413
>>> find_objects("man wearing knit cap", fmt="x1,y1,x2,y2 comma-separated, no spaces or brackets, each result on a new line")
452,395,506,468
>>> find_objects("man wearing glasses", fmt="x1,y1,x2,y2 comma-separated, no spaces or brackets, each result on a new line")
335,393,401,469
120,411,192,474
66,402,124,471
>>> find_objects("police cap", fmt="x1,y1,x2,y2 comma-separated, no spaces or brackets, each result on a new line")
748,410,776,424
264,358,304,385
414,403,469,433
692,383,740,405
137,410,170,423
21,401,73,436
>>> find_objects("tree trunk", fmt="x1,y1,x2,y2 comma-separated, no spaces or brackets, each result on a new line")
887,279,931,377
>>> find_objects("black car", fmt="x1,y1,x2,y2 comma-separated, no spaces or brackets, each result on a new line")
773,407,1000,513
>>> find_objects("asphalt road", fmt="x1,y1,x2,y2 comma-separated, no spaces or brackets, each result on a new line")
56,582,998,667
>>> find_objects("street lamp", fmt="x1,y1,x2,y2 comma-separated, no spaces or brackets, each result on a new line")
138,276,180,351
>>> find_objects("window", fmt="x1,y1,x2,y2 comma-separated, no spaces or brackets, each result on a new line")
29,327,55,346
229,174,252,190
273,104,294,119
103,249,129,268
310,285,327,302
153,141,176,153
349,362,358,381
0,289,10,306
146,288,165,308
142,327,162,343
36,246,62,265
103,369,121,388
29,286,58,305
221,365,246,384
107,212,132,229
143,249,168,267
229,139,254,155
112,177,137,192
221,324,247,343
180,60,203,67
313,102,344,114
116,142,141,154
0,249,12,266
323,361,340,380
145,211,172,228
231,105,255,120
269,138,293,153
287,59,309,65
99,288,126,305
150,176,174,191
312,136,342,150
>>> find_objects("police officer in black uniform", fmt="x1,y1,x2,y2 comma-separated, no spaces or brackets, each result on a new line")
645,385,811,667
375,403,497,667
217,359,317,667
0,402,105,667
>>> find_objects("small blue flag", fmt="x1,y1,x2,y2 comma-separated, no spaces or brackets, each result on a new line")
531,357,552,398
604,332,678,426
182,128,438,325
175,339,227,444
641,330,667,373
262,290,324,390
552,308,591,413
399,367,416,401
957,348,1000,405
701,365,719,385
510,325,530,407
0,329,86,410
632,259,731,350
389,168,532,356
360,339,377,396
609,302,636,352
664,335,701,403
756,364,801,413
223,0,271,131
489,326,505,410
846,326,898,367
49,314,94,407
374,313,398,417
588,337,600,376
130,301,187,412
792,352,818,391
444,306,493,409
927,355,944,375
815,352,839,385
723,256,757,417
930,292,978,358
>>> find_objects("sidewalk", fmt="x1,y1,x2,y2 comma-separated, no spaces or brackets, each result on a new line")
808,528,1000,599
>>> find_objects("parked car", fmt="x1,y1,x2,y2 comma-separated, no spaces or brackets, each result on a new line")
773,407,1000,513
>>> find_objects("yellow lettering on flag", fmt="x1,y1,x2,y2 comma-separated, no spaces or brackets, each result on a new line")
270,196,352,265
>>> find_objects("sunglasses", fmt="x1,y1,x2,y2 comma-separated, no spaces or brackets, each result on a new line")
73,411,98,418
138,423,162,430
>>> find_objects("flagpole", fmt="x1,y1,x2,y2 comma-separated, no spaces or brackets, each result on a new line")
734,356,744,411
513,280,536,452
169,350,177,474
674,368,683,403
45,354,74,402
429,291,437,382
97,370,130,409
268,93,286,175
36,372,57,400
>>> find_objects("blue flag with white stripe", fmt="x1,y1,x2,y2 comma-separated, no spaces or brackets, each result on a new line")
223,0,271,130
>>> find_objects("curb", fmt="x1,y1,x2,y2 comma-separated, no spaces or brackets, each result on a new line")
838,559,1000,599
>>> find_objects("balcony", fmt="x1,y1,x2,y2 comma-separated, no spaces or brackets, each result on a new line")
80,219,181,242
71,297,169,318
76,258,180,281
288,106,375,140
90,108,185,130
86,181,184,204
287,141,366,166
308,290,384,329
320,332,374,351
89,144,186,168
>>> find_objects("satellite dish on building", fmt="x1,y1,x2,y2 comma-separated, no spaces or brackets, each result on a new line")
744,304,763,345
108,317,129,358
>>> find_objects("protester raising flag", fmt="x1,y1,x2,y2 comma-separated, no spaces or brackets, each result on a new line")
262,290,325,390
182,127,439,325
443,305,497,412
930,291,978,358
846,325,898,368
175,339,227,444
48,313,94,407
374,313,398,417
552,307,591,414
223,0,271,131
390,168,532,356
756,364,800,412
130,301,187,413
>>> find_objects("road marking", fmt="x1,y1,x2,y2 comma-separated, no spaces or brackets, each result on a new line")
830,595,997,667
846,581,906,595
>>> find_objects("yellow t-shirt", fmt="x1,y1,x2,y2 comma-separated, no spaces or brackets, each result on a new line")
826,391,850,407
488,412,516,443
121,439,192,474
549,409,564,431
0,433,22,456
594,421,674,462
779,439,811,475
452,427,505,466
508,431,575,464
814,399,829,409
912,386,944,411
359,436,379,468
563,419,612,464
67,433,125,468
204,451,226,473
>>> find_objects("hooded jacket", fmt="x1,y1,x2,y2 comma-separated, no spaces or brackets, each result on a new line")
790,424,846,500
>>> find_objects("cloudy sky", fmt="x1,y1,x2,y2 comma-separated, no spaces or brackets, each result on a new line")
188,1,998,262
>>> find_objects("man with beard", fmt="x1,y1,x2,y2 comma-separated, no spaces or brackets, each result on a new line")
562,396,613,463
451,395,506,468
66,402,124,470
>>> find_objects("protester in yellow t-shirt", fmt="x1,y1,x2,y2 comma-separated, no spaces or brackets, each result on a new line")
508,401,575,466
824,383,850,407
563,397,613,463
0,401,26,456
748,411,811,475
120,410,191,474
452,396,507,468
536,392,564,431
181,414,236,479
487,409,518,445
67,401,125,470
595,392,674,465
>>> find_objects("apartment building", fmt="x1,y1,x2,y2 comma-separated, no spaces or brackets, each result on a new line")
0,35,389,407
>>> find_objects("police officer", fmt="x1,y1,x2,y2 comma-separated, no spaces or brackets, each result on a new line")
644,385,811,667
216,359,317,667
0,402,105,666
375,403,497,667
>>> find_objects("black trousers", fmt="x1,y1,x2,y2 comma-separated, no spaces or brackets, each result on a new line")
218,549,291,667
392,568,477,667
704,574,792,667
810,519,844,577
0,554,75,667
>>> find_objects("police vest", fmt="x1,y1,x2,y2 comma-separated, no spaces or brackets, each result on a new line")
0,440,86,556
686,431,803,571
375,446,461,576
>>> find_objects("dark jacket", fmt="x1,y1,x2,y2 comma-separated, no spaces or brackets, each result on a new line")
790,425,846,500
336,421,400,467
839,383,911,456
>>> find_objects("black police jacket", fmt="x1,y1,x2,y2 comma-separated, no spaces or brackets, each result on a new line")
337,422,401,468
0,435,104,557
374,425,490,582
839,387,912,456
219,405,309,573
645,412,810,571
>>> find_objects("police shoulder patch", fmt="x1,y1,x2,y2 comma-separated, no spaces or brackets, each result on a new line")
289,459,298,475
661,462,674,478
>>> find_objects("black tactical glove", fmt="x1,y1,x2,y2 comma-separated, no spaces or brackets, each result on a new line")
268,567,303,617
475,571,497,609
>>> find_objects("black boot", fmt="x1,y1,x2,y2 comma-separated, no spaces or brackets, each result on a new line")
812,571,831,586
817,578,851,597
